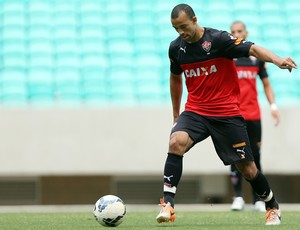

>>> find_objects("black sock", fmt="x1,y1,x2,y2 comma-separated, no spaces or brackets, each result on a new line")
230,164,243,197
247,171,279,209
252,189,261,204
163,153,183,207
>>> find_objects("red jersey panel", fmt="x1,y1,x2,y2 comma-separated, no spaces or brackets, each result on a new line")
169,28,254,117
235,57,268,120
181,58,240,116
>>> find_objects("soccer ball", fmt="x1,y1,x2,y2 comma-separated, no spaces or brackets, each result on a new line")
93,195,126,227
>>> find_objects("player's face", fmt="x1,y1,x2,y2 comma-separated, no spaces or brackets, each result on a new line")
230,23,248,40
171,12,197,43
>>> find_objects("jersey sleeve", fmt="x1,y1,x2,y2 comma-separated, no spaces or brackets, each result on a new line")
258,60,268,79
169,43,183,75
218,31,254,59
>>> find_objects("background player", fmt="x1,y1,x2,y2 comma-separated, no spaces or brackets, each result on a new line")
229,21,281,212
156,4,297,226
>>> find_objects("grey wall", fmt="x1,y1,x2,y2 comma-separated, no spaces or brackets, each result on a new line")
0,107,299,176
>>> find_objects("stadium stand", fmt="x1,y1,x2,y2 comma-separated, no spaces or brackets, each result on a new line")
0,0,299,106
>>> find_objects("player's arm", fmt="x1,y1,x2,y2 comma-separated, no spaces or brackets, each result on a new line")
261,77,280,126
170,72,183,124
249,45,297,72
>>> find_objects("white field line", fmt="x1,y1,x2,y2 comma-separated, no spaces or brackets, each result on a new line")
0,204,299,213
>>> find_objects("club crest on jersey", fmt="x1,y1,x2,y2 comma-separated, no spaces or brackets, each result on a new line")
202,41,211,52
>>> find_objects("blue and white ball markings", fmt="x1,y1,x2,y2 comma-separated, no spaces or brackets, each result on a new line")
93,195,126,227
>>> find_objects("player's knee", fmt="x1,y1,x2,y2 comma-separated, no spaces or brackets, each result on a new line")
237,161,258,180
242,165,258,180
169,135,186,155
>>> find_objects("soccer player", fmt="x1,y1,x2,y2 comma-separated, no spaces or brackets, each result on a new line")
156,4,297,226
229,21,281,212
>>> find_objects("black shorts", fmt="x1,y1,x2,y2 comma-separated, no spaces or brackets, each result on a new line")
171,111,254,165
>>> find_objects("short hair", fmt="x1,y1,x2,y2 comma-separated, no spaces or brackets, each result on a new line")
171,4,195,20
230,20,247,29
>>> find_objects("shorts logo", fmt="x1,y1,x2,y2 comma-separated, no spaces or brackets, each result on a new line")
233,142,247,159
202,41,211,53
236,147,246,159
232,142,246,148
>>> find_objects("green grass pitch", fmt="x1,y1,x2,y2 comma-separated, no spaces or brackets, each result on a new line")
0,211,299,230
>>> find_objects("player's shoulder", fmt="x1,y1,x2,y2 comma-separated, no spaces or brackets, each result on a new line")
203,27,233,46
204,27,230,39
204,27,224,37
169,36,182,50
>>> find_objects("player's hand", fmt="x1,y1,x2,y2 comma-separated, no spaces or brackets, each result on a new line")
271,106,280,126
275,57,297,72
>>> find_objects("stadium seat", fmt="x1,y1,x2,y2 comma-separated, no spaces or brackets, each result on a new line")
260,1,283,13
110,86,137,105
2,39,26,54
1,69,26,83
82,68,107,83
29,54,54,69
28,25,52,40
1,0,26,14
133,25,156,40
27,68,54,101
108,68,133,85
262,26,287,40
2,13,26,27
56,53,81,69
0,0,299,106
107,40,134,56
135,54,163,71
287,12,300,25
2,26,26,41
55,39,79,55
82,54,108,70
206,1,234,12
1,83,28,103
233,13,261,28
54,68,82,101
82,81,108,102
81,39,106,55
80,0,104,14
28,0,53,14
2,53,27,70
0,69,27,102
53,12,78,27
132,0,154,12
54,25,78,41
109,55,133,70
29,39,53,54
107,27,131,41
53,0,78,13
134,39,161,55
106,0,131,13
80,11,104,28
80,26,105,41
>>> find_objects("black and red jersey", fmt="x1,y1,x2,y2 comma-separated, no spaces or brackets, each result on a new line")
234,57,268,120
169,27,254,117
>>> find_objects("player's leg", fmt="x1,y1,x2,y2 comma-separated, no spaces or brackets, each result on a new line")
157,111,209,223
246,120,264,211
235,161,281,225
208,116,280,225
230,163,245,211
157,130,192,223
